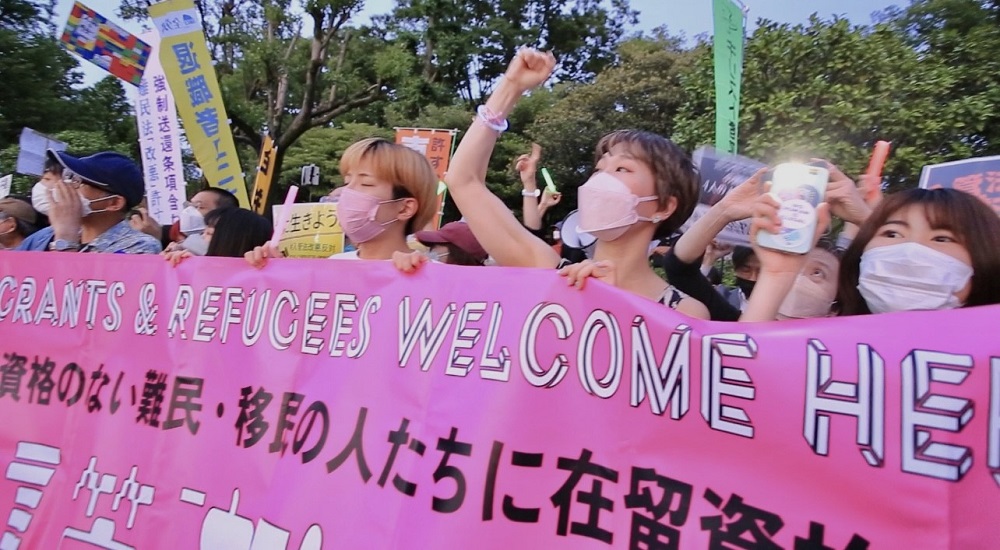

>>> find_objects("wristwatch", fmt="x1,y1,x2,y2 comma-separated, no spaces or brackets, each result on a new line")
49,239,81,251
521,189,541,197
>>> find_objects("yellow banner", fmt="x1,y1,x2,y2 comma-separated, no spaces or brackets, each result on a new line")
250,135,277,214
272,202,344,258
148,0,249,207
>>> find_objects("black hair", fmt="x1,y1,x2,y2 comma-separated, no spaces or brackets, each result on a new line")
838,188,1000,315
731,245,755,269
707,266,723,286
198,188,240,211
204,207,273,257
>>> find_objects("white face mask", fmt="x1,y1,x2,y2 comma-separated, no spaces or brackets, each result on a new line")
858,242,973,313
31,182,51,215
181,233,209,256
179,205,206,234
80,194,115,217
778,275,834,319
577,172,658,241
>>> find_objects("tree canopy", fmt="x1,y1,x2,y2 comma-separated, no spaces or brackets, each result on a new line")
1,0,996,221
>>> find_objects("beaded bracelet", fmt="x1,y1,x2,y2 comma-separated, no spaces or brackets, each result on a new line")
476,105,509,133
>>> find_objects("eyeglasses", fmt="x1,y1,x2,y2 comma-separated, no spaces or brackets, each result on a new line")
61,170,105,191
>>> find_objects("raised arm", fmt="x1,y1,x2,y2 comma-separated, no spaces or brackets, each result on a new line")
672,168,764,263
741,194,831,322
444,49,560,268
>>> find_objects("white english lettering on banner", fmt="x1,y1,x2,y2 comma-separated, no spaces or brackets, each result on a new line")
167,284,194,339
519,303,572,388
398,297,456,372
804,340,885,466
902,350,974,481
701,333,758,438
268,291,300,351
630,318,691,419
446,302,488,378
478,303,511,382
301,292,331,356
577,310,624,399
102,281,125,332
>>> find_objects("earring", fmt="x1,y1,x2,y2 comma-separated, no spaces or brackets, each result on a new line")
651,215,662,223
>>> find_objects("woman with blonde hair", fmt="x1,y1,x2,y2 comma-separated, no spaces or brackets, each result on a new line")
246,137,438,266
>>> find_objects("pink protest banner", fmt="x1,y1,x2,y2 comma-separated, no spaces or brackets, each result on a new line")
0,251,997,548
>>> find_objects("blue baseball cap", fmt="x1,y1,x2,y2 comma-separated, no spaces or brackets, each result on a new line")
46,149,145,209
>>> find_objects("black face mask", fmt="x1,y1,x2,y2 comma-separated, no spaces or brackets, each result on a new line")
735,277,756,298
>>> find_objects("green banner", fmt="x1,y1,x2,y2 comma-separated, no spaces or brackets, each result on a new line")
713,0,745,154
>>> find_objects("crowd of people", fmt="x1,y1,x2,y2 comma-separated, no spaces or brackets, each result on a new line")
3,47,999,322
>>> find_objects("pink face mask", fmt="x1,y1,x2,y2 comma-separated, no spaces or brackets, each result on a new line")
577,172,658,241
337,187,403,243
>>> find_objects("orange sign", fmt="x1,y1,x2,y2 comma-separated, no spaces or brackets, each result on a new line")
395,128,457,229
394,128,455,180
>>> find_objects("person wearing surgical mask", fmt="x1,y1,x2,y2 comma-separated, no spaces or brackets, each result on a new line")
130,187,239,248
16,150,161,254
837,188,1000,315
774,244,840,320
162,204,209,256
245,138,437,267
405,48,708,319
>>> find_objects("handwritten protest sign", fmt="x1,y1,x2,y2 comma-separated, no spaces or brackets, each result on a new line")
0,252,997,548
396,128,456,229
272,202,344,258
920,155,1000,216
133,30,186,225
60,1,150,86
680,146,766,245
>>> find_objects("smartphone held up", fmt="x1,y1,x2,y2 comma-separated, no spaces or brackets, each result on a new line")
755,162,829,255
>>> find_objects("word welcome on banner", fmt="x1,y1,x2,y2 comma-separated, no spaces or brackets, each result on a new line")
0,252,997,548
148,0,249,208
919,155,1000,216
60,1,151,86
712,0,745,155
133,30,186,225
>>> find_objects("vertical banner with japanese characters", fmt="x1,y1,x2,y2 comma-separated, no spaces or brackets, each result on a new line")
919,155,1000,216
133,30,186,225
250,135,277,215
147,0,249,208
712,0,745,155
60,1,151,86
1,253,999,548
395,128,456,229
